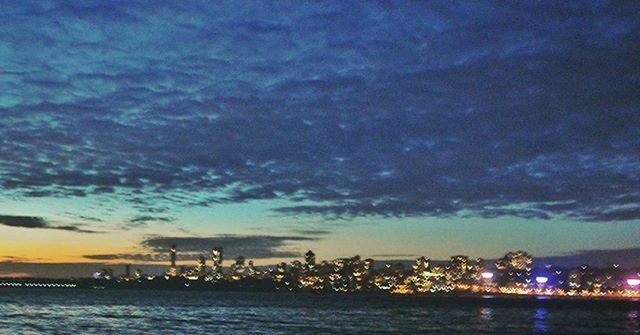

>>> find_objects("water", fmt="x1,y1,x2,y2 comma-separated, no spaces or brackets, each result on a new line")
0,289,638,334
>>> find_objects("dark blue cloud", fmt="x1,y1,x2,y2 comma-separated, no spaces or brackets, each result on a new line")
0,1,638,221
0,215,99,233
129,215,175,226
83,234,320,261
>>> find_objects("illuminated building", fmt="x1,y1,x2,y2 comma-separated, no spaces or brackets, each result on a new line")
299,251,322,290
330,259,348,292
179,255,207,281
82,246,640,299
363,258,374,272
349,255,365,291
352,257,374,291
567,269,581,292
299,271,323,290
274,262,287,287
495,251,533,271
205,247,224,282
230,256,246,280
275,262,286,277
247,260,260,278
424,265,450,293
196,255,207,278
495,251,533,287
374,263,399,291
286,260,304,288
409,257,431,293
478,270,496,292
362,258,375,291
447,256,483,289
212,247,223,273
304,250,316,270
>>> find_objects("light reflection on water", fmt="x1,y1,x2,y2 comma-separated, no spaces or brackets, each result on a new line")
626,310,639,334
0,289,638,334
533,307,548,333
479,307,493,321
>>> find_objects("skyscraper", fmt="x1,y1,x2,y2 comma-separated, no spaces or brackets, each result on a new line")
304,250,316,269
230,256,246,280
197,255,207,278
204,247,224,282
168,244,178,277
212,247,223,274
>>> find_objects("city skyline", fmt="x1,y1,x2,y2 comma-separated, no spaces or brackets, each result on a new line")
4,245,640,301
1,1,640,278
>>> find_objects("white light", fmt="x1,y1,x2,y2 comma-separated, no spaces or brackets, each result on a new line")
481,272,494,279
536,276,548,284
627,279,640,286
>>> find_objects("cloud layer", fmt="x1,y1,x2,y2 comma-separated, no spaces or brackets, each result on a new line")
84,234,319,261
534,248,640,268
0,215,98,233
0,1,638,222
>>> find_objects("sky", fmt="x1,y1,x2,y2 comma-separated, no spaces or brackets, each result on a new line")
1,1,639,277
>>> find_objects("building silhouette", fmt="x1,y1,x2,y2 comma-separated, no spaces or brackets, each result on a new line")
168,245,178,277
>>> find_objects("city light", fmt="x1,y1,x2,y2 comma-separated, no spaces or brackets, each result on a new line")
481,272,494,279
6,246,640,300
627,278,640,287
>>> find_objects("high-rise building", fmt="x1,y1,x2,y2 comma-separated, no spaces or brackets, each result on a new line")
197,255,207,278
204,247,224,282
305,250,316,268
168,244,178,277
212,247,223,273
247,260,260,278
410,257,431,293
330,258,347,292
230,256,246,280
171,245,177,267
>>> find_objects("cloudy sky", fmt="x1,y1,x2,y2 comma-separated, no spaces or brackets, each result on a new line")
1,1,639,277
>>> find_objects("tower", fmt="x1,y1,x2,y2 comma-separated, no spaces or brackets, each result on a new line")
168,244,178,277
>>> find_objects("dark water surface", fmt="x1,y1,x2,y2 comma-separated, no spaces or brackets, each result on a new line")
0,289,638,334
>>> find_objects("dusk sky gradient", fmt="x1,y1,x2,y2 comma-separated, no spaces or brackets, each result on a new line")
1,1,639,277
